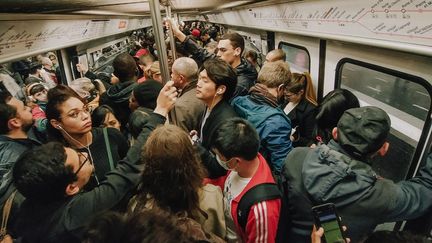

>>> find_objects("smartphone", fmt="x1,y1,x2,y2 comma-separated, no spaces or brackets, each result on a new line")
312,203,345,243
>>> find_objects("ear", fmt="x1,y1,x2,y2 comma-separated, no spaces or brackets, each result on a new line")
332,127,338,140
378,142,389,157
298,89,305,96
234,47,241,57
8,118,21,130
217,85,226,95
65,183,80,196
50,119,60,129
277,84,285,93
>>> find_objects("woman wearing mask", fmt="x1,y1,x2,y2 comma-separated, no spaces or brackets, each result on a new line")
46,85,129,189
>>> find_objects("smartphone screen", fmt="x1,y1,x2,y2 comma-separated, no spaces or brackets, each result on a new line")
312,203,345,243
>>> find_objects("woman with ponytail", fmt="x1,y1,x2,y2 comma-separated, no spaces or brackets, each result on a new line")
283,72,318,147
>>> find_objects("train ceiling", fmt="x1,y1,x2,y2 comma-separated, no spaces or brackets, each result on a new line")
0,0,298,15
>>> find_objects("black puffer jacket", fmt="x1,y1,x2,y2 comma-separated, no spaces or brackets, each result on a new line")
234,59,257,97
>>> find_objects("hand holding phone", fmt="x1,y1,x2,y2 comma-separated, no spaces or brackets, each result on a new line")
312,203,346,243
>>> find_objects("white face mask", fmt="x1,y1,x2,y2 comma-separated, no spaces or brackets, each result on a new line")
215,154,235,171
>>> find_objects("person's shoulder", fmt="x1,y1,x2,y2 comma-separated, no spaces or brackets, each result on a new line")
106,127,124,139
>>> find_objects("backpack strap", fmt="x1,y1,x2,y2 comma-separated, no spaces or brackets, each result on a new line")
237,183,281,231
103,127,114,170
0,190,16,238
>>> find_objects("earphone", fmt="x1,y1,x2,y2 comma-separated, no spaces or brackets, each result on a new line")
56,124,63,130
217,89,223,94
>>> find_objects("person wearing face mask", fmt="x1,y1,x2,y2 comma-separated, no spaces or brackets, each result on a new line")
207,118,282,243
231,61,293,173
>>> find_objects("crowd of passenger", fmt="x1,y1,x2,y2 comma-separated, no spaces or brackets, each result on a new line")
0,20,431,243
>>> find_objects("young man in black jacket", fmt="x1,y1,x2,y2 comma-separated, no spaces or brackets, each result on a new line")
13,82,178,243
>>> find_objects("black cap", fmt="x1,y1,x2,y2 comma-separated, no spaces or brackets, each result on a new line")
337,106,391,157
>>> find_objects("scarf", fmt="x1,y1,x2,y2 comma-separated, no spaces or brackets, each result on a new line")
248,83,279,108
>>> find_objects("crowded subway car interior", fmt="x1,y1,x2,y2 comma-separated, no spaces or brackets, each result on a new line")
0,0,432,242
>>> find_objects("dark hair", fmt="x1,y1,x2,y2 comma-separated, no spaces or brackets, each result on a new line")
91,105,115,128
245,50,258,63
362,230,430,243
82,210,194,243
133,80,163,109
201,58,237,101
112,53,138,82
29,62,42,75
0,103,17,135
314,89,360,144
211,118,260,160
0,86,12,104
128,109,151,139
13,142,76,202
46,85,85,143
28,83,46,96
139,125,205,218
221,32,245,55
286,72,318,106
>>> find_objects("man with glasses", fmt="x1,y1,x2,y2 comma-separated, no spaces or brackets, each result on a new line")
231,61,293,173
169,19,257,98
12,81,178,242
207,118,282,243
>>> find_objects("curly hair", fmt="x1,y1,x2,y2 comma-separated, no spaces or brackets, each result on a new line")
138,125,205,219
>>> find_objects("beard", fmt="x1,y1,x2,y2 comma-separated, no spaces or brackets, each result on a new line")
21,120,34,133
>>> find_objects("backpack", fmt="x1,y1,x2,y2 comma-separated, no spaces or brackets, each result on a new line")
0,174,24,239
237,173,290,243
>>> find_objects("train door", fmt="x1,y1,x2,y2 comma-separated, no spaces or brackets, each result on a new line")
324,40,432,231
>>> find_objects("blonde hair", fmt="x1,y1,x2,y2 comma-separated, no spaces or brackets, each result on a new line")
257,61,291,88
286,72,317,106
145,61,161,79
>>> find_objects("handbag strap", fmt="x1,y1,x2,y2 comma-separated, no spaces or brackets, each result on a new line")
103,127,114,170
0,190,17,237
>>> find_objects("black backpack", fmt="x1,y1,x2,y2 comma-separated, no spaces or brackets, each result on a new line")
236,174,290,243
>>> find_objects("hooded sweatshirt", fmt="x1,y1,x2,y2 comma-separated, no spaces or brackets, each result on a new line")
100,81,137,130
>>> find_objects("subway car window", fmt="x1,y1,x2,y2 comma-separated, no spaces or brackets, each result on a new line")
278,42,310,73
337,59,432,182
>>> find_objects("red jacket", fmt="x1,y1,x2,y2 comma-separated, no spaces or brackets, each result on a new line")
207,153,281,243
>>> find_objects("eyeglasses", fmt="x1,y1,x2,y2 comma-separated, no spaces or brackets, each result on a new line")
62,105,91,119
74,151,92,176
285,92,299,99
